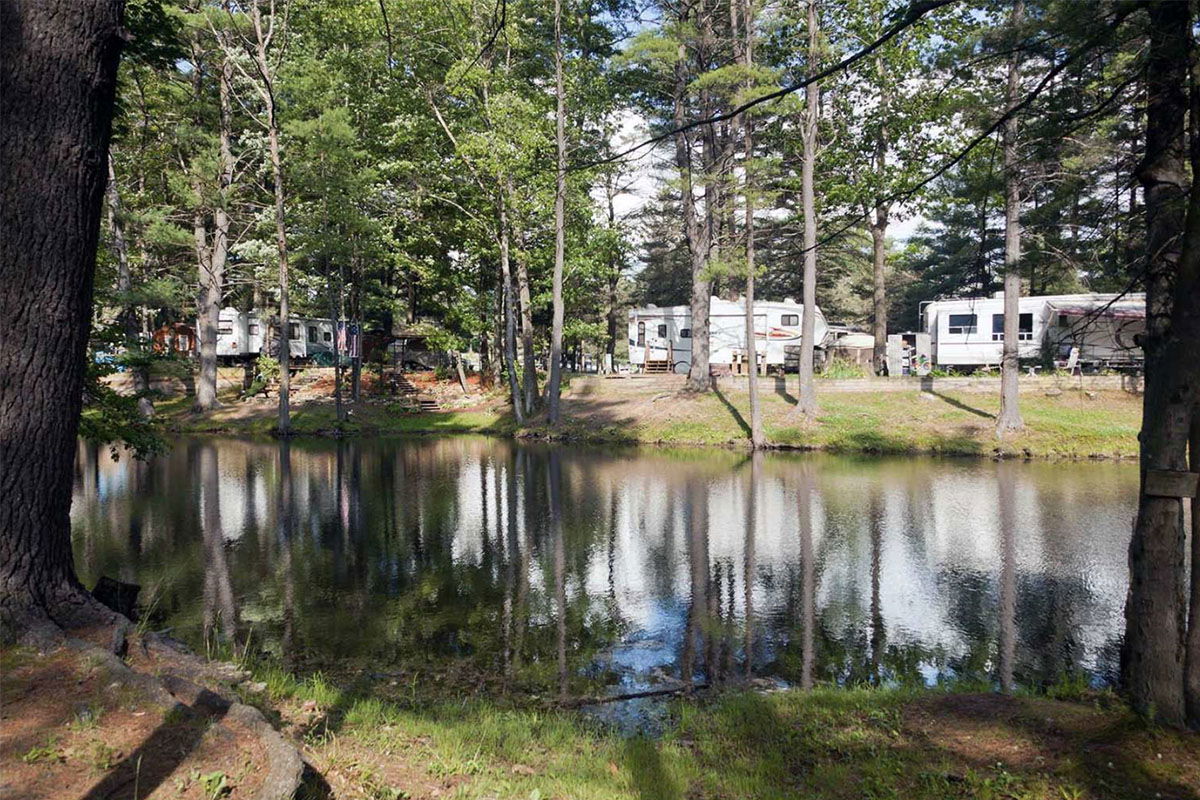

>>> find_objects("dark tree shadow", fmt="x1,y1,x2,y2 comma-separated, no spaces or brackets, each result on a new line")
919,378,994,419
773,375,797,406
624,736,682,800
79,688,230,800
712,385,751,437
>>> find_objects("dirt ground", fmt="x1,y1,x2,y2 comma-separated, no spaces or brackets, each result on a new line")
1,639,271,800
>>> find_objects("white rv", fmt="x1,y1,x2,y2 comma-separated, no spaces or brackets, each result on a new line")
921,292,1144,369
211,307,336,362
627,297,829,374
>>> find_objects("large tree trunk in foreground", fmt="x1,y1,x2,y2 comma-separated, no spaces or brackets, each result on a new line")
995,0,1025,437
794,0,820,417
1122,0,1195,728
1186,417,1200,726
0,0,126,637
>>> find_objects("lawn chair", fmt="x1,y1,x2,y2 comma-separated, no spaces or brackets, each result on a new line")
1055,346,1081,376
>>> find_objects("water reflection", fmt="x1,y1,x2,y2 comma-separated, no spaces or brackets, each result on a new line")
72,437,1136,697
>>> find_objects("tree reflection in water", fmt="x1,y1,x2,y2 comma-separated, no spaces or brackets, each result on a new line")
72,438,1137,700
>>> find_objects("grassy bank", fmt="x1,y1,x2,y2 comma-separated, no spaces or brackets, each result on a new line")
11,639,1197,800
242,663,1197,800
12,642,1198,800
156,373,1141,459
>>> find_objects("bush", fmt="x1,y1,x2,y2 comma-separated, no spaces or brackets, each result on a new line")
255,354,281,384
820,358,869,379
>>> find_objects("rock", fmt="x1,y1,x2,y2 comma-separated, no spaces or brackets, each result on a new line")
246,681,268,694
226,703,305,800
91,576,140,619
1044,388,1062,397
1084,390,1097,400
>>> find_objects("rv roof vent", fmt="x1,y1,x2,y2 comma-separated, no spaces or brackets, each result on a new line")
993,291,1006,299
646,303,657,309
785,297,797,305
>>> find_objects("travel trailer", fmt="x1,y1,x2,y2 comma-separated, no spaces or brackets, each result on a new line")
921,292,1144,369
627,297,829,374
210,307,337,362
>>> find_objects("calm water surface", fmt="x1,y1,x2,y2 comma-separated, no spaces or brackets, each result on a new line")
72,436,1135,704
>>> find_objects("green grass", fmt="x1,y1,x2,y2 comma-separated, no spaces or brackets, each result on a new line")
157,373,1141,460
243,661,1198,800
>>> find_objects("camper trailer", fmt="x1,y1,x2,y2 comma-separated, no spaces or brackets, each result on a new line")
210,307,336,362
921,292,1144,369
627,297,829,374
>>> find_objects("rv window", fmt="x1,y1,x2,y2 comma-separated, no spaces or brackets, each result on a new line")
679,328,691,339
249,324,260,335
218,326,233,335
947,314,977,334
637,322,645,346
308,326,318,343
657,324,667,338
991,313,1034,341
288,323,300,340
781,314,799,326
324,331,332,342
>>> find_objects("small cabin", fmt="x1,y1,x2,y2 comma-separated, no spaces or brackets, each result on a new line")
152,322,197,356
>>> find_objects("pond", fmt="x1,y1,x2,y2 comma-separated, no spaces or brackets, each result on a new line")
72,436,1135,709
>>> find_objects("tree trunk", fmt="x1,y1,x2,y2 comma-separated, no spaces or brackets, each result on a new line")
1183,25,1200,731
605,171,619,372
269,122,291,434
674,33,711,392
869,220,887,374
0,0,126,636
106,153,154,417
1185,417,1200,726
546,0,567,424
1122,0,1193,727
329,259,344,423
511,194,538,412
996,0,1025,436
498,195,525,423
795,0,820,417
246,0,291,434
741,0,762,447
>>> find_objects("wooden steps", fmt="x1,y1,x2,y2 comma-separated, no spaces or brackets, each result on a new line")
643,360,671,374
384,371,440,411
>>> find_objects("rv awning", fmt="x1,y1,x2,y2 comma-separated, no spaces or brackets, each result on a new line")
1048,301,1145,320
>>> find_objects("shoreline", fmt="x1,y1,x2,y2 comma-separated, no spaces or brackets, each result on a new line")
6,633,1197,800
151,372,1142,461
